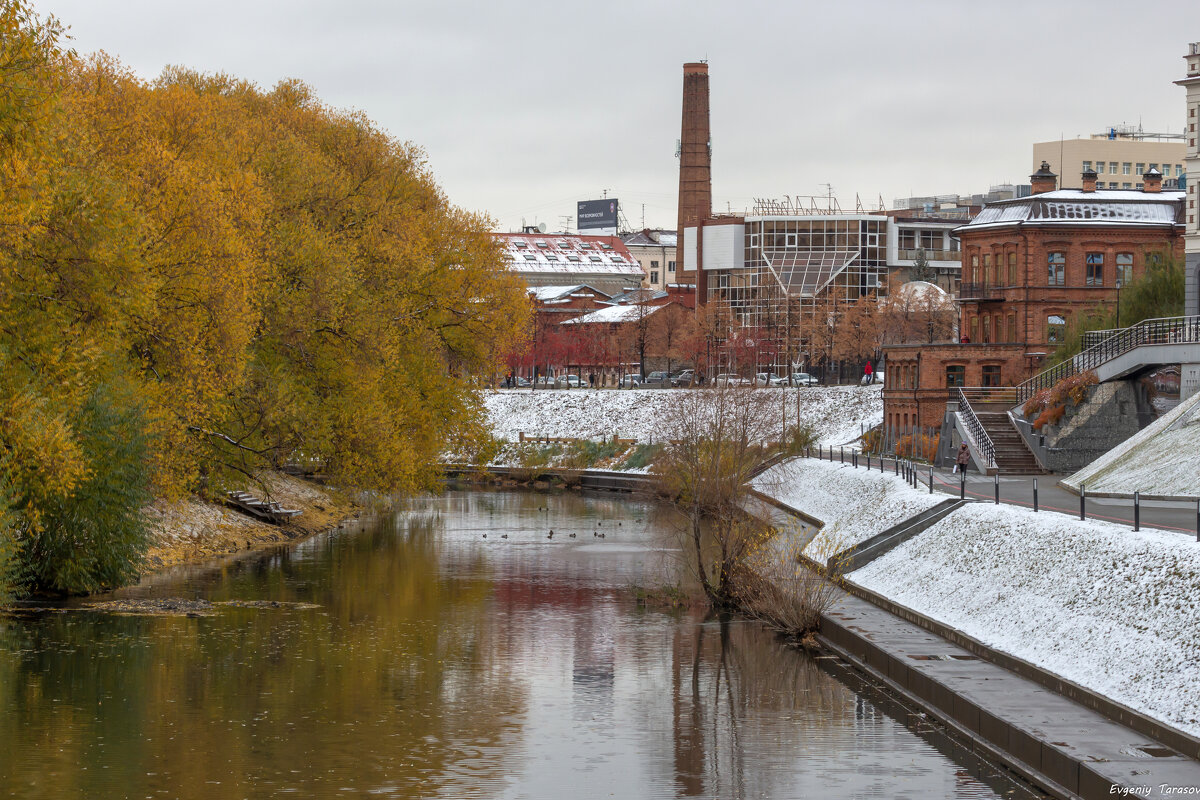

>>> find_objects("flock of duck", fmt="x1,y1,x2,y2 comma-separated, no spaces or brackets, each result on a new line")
480,506,622,541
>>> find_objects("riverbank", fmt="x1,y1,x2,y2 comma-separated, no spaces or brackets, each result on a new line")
754,457,1200,744
140,471,359,571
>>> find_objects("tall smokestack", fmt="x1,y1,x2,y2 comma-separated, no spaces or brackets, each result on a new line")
677,62,711,301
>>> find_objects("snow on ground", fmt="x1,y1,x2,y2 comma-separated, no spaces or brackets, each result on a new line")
484,385,882,446
751,457,944,560
851,502,1200,738
1063,390,1200,497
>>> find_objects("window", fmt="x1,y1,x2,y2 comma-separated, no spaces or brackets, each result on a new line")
1048,252,1065,285
1122,182,1132,189
982,316,991,343
523,254,537,262
983,254,992,284
1122,162,1131,175
1109,182,1120,189
1047,315,1066,343
588,255,602,262
650,260,659,268
1086,252,1104,286
650,270,659,284
1007,313,1017,343
1008,252,1017,285
668,260,676,273
970,254,979,283
945,365,966,388
513,242,528,249
580,243,593,250
1136,162,1145,174
536,241,548,248
610,255,625,262
600,243,613,250
1110,161,1118,174
558,242,571,249
1082,160,1092,172
982,365,1002,387
567,255,582,262
1116,253,1133,287
970,316,979,342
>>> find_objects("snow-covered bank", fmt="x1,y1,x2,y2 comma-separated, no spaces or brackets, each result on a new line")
850,503,1200,738
1063,390,1200,497
751,458,944,559
484,385,883,446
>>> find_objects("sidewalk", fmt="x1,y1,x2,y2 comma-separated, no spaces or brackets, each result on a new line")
815,452,1200,537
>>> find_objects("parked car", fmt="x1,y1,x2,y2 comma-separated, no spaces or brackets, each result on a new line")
554,374,582,388
510,376,530,388
713,373,750,387
787,372,818,386
642,370,670,388
533,375,556,388
618,373,642,388
754,372,786,387
670,369,696,387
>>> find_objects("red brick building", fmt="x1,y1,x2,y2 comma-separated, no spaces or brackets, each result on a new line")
883,164,1185,437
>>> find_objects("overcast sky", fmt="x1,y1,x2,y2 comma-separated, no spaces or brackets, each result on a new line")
31,0,1200,233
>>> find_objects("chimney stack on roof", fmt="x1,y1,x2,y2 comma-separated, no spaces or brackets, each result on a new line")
1142,167,1162,193
1081,168,1098,193
1030,161,1057,194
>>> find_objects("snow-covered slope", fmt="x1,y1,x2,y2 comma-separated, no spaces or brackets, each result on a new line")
751,458,944,560
1063,390,1200,497
484,385,882,447
851,502,1200,738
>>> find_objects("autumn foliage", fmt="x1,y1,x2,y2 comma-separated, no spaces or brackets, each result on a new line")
0,3,528,595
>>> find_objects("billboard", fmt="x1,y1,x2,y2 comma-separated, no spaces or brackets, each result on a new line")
577,199,618,232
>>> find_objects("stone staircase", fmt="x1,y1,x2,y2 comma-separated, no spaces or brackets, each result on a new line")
974,412,1048,474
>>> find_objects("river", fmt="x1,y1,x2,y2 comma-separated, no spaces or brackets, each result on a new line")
0,489,1045,799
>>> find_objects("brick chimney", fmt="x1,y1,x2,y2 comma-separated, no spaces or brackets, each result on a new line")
1030,161,1057,194
1081,168,1098,192
1142,167,1162,193
677,62,712,302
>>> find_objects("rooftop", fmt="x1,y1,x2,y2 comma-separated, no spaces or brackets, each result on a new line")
493,232,646,277
957,189,1185,234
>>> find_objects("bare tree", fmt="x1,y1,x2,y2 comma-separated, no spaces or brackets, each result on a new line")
653,385,778,607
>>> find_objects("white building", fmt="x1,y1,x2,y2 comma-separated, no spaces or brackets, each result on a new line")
493,232,646,297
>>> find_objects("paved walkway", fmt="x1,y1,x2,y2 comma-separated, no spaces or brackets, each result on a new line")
821,454,1200,538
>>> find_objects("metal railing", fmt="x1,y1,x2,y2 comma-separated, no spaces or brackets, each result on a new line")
957,388,996,468
1015,315,1200,405
898,248,961,262
958,282,1005,300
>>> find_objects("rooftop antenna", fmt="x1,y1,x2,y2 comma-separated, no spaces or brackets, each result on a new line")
559,215,573,233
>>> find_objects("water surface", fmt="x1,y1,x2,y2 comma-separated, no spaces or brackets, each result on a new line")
0,490,1044,799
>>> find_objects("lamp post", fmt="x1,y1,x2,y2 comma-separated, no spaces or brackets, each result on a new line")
1115,277,1123,329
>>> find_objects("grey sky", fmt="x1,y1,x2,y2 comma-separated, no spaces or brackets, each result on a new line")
31,0,1200,233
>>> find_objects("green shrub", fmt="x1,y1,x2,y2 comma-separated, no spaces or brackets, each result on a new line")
19,382,154,595
617,443,662,471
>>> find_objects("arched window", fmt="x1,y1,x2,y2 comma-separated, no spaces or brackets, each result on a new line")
1047,315,1067,344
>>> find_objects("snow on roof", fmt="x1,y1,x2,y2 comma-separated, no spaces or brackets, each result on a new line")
958,189,1184,233
893,280,948,299
494,232,646,277
560,303,667,325
526,284,612,302
622,229,678,248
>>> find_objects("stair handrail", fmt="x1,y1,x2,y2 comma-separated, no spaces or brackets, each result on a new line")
1014,314,1200,405
956,388,996,468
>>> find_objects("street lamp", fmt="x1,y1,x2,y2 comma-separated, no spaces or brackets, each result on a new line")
1115,277,1123,329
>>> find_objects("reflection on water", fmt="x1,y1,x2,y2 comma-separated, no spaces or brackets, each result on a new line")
0,490,1042,799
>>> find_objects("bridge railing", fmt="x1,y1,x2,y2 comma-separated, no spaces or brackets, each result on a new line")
1015,315,1200,406
957,388,996,468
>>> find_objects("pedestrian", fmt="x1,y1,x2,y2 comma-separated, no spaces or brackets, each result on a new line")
588,372,596,389
954,442,970,474
863,360,874,385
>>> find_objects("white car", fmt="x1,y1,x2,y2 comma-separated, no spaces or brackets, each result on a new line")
713,374,750,386
755,372,786,387
787,372,818,386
